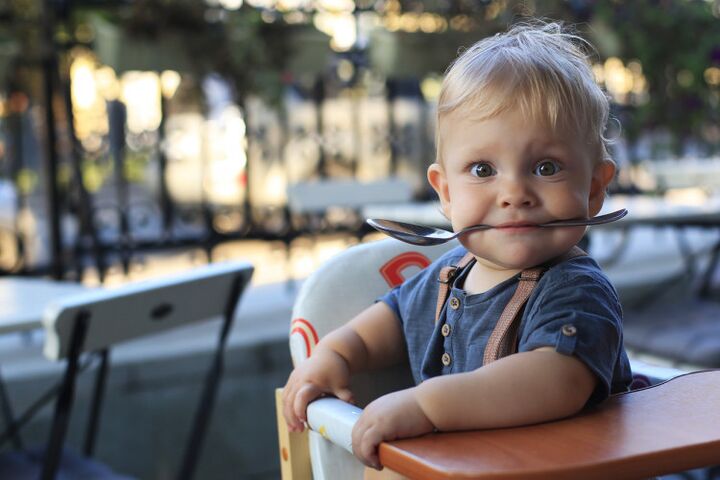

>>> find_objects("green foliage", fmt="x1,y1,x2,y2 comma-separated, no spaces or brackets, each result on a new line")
223,10,291,105
4,0,717,154
80,0,291,105
593,0,720,149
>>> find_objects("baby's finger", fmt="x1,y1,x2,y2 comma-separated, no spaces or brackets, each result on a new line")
283,384,306,431
334,387,354,404
293,383,322,423
282,393,301,431
355,425,383,469
281,375,299,404
351,417,366,458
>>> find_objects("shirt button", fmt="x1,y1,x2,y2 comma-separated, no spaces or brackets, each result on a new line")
441,323,451,337
449,297,460,310
562,324,577,337
441,352,452,366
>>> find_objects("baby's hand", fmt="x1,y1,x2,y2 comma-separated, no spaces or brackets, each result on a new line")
351,387,435,469
282,350,354,433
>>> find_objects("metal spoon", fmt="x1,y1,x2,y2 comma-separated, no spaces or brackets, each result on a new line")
367,208,628,246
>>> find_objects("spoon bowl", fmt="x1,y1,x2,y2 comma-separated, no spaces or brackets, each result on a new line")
367,208,628,246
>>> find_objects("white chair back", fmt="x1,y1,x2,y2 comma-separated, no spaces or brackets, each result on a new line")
289,238,457,480
43,261,253,360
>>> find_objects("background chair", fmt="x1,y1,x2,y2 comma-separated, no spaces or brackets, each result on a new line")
275,238,719,479
0,260,253,480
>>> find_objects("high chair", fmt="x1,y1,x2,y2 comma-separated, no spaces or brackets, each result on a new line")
275,238,720,480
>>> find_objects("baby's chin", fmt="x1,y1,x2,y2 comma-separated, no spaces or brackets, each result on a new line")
481,254,556,271
463,243,575,271
462,229,585,270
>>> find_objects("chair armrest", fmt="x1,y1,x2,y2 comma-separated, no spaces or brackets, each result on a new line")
306,398,362,454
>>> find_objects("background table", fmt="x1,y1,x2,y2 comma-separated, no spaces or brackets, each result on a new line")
0,278,89,334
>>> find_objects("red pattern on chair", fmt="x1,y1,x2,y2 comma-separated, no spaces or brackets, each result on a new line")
379,252,431,287
291,318,320,358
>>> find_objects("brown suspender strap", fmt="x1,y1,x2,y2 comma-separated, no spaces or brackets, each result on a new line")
482,245,588,365
434,247,587,332
435,252,475,323
482,266,543,365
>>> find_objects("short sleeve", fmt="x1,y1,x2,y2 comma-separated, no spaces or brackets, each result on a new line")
378,247,468,327
518,274,623,406
378,261,438,326
379,286,401,321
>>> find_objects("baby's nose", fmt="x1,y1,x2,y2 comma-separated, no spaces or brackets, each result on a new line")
498,181,537,208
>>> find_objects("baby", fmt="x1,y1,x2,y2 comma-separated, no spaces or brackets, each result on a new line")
283,21,633,473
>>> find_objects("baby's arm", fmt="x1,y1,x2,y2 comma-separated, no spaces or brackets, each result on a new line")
352,348,595,468
282,301,406,432
414,347,596,430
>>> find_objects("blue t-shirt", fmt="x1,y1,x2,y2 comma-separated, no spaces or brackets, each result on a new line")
380,245,632,407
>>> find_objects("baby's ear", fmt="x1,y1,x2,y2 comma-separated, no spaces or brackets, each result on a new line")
427,163,451,218
588,160,616,215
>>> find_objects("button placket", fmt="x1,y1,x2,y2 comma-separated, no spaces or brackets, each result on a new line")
441,323,451,337
442,291,463,371
441,352,452,366
449,296,461,310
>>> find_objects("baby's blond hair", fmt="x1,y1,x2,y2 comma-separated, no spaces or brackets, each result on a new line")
437,21,613,165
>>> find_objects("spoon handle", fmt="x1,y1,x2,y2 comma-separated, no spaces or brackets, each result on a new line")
366,208,629,247
540,208,628,227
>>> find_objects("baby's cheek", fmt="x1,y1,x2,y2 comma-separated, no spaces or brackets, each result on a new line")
457,232,482,254
553,226,587,250
453,211,485,230
552,198,589,219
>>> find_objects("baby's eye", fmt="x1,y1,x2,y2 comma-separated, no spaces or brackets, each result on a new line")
471,163,496,178
534,160,560,176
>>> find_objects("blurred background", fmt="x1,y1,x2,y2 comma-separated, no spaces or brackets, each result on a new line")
0,0,717,281
0,0,718,478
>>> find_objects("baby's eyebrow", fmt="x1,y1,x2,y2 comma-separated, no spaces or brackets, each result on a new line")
462,144,496,158
528,142,575,158
528,138,568,150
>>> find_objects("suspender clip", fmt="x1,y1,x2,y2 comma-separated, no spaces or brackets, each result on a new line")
438,267,457,284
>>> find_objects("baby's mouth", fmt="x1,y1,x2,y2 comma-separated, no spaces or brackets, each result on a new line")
494,221,539,230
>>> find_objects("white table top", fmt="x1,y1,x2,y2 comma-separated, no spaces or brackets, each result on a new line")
0,278,89,335
363,194,720,230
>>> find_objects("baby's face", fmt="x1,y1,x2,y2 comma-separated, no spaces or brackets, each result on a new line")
428,107,615,271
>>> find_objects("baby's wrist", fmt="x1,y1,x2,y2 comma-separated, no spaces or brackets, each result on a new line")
312,346,352,371
413,380,442,428
412,389,439,433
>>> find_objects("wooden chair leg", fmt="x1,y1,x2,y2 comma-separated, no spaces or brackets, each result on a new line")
275,388,311,480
